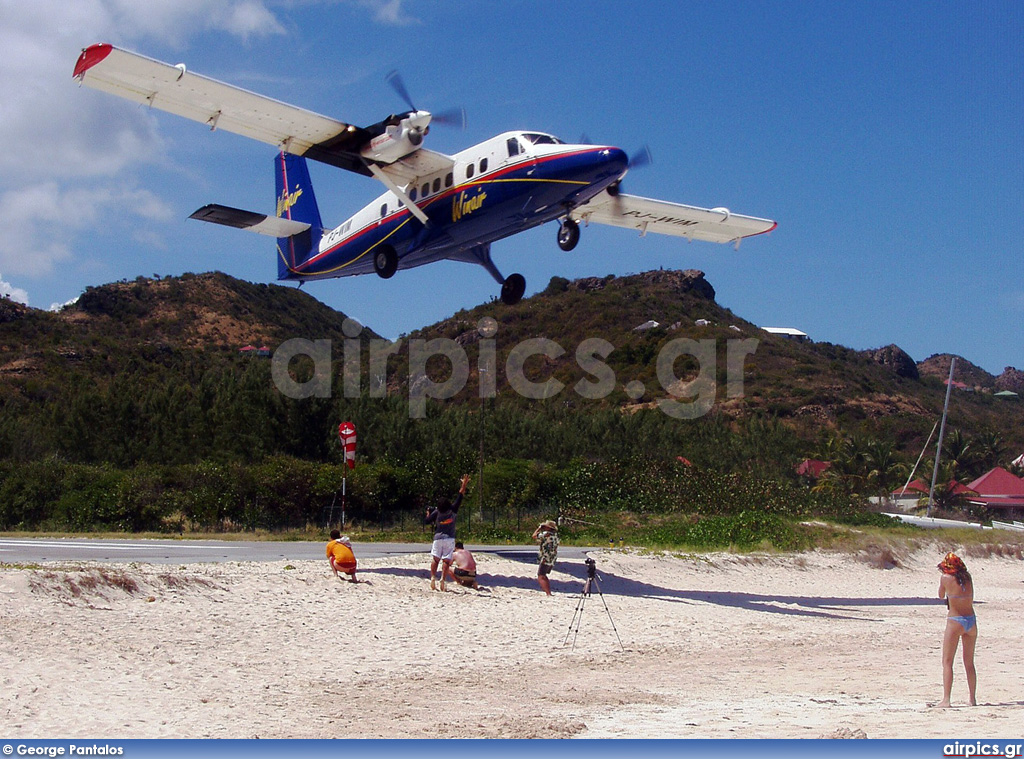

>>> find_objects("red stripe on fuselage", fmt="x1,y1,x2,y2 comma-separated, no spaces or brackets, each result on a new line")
279,152,298,268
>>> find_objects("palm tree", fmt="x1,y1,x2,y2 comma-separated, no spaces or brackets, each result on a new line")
814,434,873,496
971,431,1006,476
865,439,905,504
916,459,976,514
942,428,975,481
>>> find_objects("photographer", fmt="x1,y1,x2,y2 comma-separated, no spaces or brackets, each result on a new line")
425,474,470,591
531,519,559,595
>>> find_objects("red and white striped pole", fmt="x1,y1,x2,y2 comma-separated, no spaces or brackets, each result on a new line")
338,422,356,527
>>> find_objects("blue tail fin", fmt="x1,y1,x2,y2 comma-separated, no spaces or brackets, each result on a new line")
275,152,323,280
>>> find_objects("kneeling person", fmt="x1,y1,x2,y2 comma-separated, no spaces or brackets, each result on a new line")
326,530,358,582
449,541,479,589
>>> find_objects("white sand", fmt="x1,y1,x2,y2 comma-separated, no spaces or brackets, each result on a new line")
1,546,1022,738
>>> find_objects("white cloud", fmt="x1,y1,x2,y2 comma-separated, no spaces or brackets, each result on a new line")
0,275,30,306
97,0,285,46
215,0,288,40
0,182,174,277
0,0,287,280
358,0,420,26
50,296,80,312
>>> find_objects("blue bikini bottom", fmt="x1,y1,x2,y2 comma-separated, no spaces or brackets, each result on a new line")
948,615,976,633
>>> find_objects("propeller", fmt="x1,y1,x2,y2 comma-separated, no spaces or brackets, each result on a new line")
385,69,466,130
607,145,653,196
628,144,653,170
385,69,416,111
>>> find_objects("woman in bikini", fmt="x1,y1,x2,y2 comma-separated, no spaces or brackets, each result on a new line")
934,552,977,707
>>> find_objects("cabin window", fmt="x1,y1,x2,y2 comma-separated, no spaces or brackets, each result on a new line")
409,187,418,202
507,137,520,157
480,158,488,173
522,133,564,145
422,182,430,197
432,178,441,193
466,163,475,179
445,172,453,188
380,204,387,218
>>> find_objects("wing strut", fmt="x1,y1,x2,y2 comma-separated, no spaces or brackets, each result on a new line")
365,164,430,225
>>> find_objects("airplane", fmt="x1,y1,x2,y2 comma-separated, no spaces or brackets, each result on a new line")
73,43,776,306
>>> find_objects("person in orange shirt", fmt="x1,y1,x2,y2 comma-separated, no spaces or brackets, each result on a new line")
326,530,358,582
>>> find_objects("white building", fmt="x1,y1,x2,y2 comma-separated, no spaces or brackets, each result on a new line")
762,326,809,342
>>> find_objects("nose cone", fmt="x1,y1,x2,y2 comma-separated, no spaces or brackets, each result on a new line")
603,147,629,176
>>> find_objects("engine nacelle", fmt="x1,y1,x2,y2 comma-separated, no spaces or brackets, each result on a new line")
359,110,432,164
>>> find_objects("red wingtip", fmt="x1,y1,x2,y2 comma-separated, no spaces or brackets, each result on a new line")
73,43,113,80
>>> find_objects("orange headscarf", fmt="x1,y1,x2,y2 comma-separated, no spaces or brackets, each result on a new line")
938,552,966,575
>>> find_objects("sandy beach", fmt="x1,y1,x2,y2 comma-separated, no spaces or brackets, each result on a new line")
1,544,1022,739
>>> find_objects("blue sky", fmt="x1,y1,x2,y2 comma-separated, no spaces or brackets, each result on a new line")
2,1,1022,375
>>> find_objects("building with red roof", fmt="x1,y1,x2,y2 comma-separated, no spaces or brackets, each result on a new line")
890,478,976,509
965,467,1024,511
795,459,830,478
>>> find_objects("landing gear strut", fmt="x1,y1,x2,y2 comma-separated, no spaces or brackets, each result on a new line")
449,243,527,305
557,218,580,251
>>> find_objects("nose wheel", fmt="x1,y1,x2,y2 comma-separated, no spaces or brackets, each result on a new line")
500,273,526,305
557,218,580,251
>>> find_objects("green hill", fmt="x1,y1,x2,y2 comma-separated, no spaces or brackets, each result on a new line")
2,267,1021,536
3,267,1021,469
0,272,376,465
385,268,1024,461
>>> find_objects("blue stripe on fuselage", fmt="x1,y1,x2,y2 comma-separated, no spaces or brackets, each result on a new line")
282,146,627,280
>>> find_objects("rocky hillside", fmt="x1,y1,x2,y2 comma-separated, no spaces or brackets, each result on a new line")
390,268,1024,454
0,272,375,381
1,268,1022,464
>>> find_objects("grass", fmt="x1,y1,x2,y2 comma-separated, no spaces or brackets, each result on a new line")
28,567,141,597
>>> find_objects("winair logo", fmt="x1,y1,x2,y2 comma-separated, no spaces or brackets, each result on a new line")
452,189,486,223
277,185,303,218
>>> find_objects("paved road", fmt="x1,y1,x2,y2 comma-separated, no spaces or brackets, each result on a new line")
0,537,595,565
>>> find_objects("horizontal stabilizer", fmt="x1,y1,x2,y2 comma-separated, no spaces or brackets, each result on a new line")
190,204,312,237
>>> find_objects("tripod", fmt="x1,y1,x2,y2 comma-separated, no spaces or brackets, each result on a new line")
564,560,624,652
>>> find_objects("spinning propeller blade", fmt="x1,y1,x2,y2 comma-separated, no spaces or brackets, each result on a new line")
432,107,467,130
385,70,466,130
385,69,416,111
628,145,653,170
607,145,653,196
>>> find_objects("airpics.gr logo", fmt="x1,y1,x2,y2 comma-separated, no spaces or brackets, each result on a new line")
452,189,486,223
270,318,760,420
943,742,1023,758
277,185,303,218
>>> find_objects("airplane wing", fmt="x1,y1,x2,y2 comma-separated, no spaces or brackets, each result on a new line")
73,43,454,180
571,190,776,246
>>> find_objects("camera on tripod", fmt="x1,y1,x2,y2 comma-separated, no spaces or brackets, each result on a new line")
565,556,623,652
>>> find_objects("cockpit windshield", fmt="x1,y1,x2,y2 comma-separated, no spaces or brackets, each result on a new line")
520,132,564,145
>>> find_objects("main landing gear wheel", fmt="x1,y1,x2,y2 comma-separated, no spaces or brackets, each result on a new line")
557,218,580,251
373,246,398,279
500,273,526,305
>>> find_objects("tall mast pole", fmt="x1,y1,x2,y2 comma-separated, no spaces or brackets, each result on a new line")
927,357,956,517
